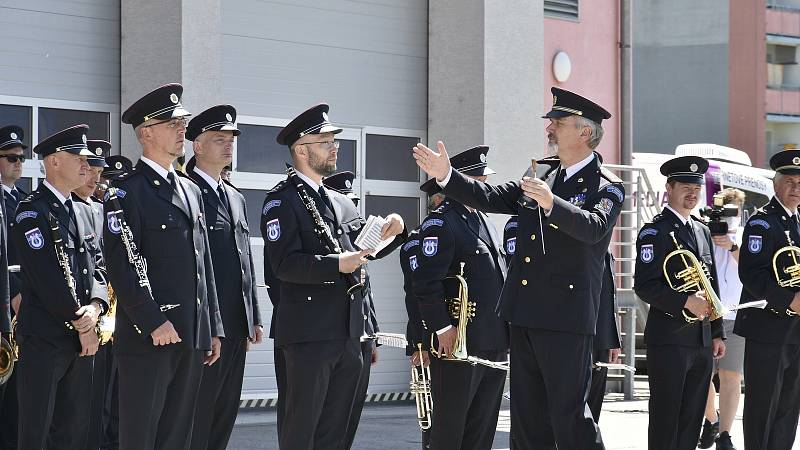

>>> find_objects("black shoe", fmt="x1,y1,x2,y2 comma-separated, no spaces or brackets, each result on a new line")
715,431,737,450
698,418,720,448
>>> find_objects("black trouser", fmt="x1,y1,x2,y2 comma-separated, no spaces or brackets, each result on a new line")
16,335,94,450
86,342,110,450
117,350,205,450
0,365,17,450
189,338,247,450
343,340,374,449
274,346,286,443
279,338,362,450
428,350,506,450
102,345,119,450
646,344,712,450
588,365,608,423
743,339,800,450
509,326,603,450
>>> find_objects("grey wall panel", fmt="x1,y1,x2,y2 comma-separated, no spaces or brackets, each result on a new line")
221,0,427,131
0,1,120,104
633,44,729,154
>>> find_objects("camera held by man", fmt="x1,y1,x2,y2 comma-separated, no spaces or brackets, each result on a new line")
700,193,740,236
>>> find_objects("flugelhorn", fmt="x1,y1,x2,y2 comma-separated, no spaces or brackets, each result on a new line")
772,230,800,317
663,231,726,322
410,343,433,431
430,263,510,371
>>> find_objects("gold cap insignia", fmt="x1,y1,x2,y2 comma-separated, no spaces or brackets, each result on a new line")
95,147,102,156
345,180,352,188
170,93,179,104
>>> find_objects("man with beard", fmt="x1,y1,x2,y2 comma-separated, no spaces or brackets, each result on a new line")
735,150,800,450
261,103,405,449
184,105,263,450
0,125,26,449
106,84,223,449
11,124,108,448
413,88,623,450
634,156,726,450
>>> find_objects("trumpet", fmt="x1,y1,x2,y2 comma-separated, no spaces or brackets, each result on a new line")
772,231,800,317
663,231,726,323
0,318,17,386
430,263,510,371
410,343,433,431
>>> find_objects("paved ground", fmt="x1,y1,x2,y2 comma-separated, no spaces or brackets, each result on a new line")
228,390,799,449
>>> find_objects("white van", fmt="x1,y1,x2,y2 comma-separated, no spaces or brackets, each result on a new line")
631,144,774,221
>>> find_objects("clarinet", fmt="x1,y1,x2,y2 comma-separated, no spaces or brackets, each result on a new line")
284,165,364,295
46,213,82,331
97,183,179,312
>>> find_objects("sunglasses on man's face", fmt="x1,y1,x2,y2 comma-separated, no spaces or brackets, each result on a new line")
0,155,25,163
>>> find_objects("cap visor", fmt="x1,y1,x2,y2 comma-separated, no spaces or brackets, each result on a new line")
483,167,496,175
171,107,192,118
778,168,800,175
667,175,704,185
77,148,95,157
319,124,343,135
542,110,573,119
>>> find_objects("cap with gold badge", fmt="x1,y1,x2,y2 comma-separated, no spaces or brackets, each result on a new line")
121,83,191,129
86,140,110,168
770,149,800,175
542,87,612,125
33,124,94,157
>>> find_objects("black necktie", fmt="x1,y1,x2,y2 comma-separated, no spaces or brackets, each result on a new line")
318,186,333,212
10,189,19,202
552,169,567,190
64,199,77,237
167,172,178,192
217,184,230,215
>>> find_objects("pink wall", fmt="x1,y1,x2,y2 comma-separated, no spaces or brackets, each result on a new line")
543,3,621,164
729,1,766,167
766,8,800,36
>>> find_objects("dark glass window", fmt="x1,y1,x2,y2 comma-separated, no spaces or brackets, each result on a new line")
335,139,356,174
236,125,290,174
365,134,420,182
0,105,33,156
15,178,32,194
365,195,420,229
38,108,109,142
241,188,268,238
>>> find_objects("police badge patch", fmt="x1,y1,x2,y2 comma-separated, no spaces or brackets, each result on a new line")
504,221,518,231
107,211,122,235
569,193,586,206
409,255,418,271
421,218,444,231
402,239,420,252
422,237,438,256
606,185,624,202
748,235,762,254
748,219,770,229
266,218,281,242
15,211,37,223
506,237,516,255
25,227,44,250
262,199,281,215
638,228,658,239
640,244,654,263
595,198,615,215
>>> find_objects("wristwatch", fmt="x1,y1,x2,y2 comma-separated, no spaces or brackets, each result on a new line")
729,243,739,253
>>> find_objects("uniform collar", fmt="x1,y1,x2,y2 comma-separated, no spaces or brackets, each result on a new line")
562,152,596,182
774,196,797,218
664,204,691,226
294,169,321,192
192,166,220,192
42,179,70,206
140,156,177,184
2,183,13,195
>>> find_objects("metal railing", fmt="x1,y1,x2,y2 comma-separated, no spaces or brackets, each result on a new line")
602,164,660,398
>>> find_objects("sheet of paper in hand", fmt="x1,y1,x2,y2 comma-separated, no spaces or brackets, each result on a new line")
354,215,393,256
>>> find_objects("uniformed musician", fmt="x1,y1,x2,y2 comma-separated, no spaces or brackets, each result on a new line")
634,155,726,450
735,150,800,450
183,105,263,450
0,124,22,449
105,83,223,449
411,145,509,450
73,139,110,450
11,124,109,449
261,103,405,449
413,87,623,450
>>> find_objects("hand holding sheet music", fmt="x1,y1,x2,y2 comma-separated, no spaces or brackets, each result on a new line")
354,215,393,256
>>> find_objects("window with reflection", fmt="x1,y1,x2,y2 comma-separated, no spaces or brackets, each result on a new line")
39,108,109,142
365,195,420,229
15,177,32,194
241,188,268,238
365,134,420,182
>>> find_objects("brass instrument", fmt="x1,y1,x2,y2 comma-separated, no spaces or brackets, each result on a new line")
772,230,800,317
430,263,510,371
97,282,117,345
409,343,433,431
0,318,17,385
663,231,727,323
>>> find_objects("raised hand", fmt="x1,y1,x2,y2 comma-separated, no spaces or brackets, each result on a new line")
413,141,451,182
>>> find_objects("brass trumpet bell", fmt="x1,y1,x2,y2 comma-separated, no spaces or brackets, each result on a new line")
772,232,800,316
663,232,727,322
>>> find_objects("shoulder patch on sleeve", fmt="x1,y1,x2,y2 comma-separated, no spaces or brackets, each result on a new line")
594,197,615,215
24,227,45,250
504,219,518,231
402,239,420,252
639,244,654,263
422,236,438,256
606,185,624,203
638,227,658,239
15,211,37,223
747,235,763,254
748,219,770,229
265,218,281,242
262,199,281,215
421,218,444,231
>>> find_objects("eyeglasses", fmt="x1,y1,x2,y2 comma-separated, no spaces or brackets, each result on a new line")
143,117,188,129
302,140,340,150
0,155,26,163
